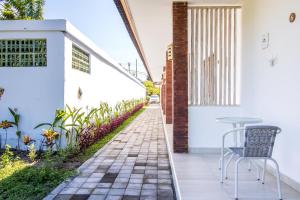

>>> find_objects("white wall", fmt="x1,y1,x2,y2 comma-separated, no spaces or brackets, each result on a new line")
189,106,242,149
0,31,65,148
188,0,300,186
63,35,145,109
0,20,145,149
241,0,300,185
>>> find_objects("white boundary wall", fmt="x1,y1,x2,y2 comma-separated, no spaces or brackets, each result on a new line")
0,20,145,148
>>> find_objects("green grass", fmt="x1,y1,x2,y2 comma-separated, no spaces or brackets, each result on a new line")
0,108,145,200
0,163,74,200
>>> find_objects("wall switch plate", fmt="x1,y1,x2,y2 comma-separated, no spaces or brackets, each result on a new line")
261,33,269,49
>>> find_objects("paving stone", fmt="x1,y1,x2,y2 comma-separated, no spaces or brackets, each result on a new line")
76,188,93,195
85,178,101,183
104,195,123,200
108,188,125,196
127,183,142,190
124,189,141,196
92,188,109,195
96,183,112,188
142,184,157,190
111,182,127,189
87,194,106,200
122,195,140,200
158,179,172,184
81,182,97,189
143,178,158,184
114,178,129,184
158,189,174,200
51,108,175,200
100,177,116,183
141,189,157,196
158,184,172,190
60,187,78,195
128,178,143,184
140,196,157,200
73,178,88,183
70,194,90,200
68,181,84,188
90,173,104,178
54,194,72,200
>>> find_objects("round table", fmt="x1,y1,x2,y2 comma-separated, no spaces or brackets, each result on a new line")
216,117,263,146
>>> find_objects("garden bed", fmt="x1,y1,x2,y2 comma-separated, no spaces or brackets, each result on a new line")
0,107,145,200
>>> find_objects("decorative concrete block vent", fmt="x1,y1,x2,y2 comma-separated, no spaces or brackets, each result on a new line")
0,20,145,147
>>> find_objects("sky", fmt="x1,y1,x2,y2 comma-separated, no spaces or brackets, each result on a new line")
44,0,147,79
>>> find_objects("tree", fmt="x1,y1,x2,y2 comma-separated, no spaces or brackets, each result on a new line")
0,0,45,20
144,80,160,96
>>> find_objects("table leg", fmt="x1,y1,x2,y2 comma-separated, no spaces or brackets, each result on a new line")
239,123,245,146
233,123,237,147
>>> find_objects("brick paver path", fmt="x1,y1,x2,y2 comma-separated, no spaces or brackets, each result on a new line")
53,107,175,200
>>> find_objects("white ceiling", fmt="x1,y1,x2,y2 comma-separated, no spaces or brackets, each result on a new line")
126,0,243,82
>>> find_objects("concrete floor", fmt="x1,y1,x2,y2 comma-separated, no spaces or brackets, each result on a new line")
163,121,300,200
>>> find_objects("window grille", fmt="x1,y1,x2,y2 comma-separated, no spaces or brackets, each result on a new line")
188,7,241,106
0,39,47,67
72,45,90,73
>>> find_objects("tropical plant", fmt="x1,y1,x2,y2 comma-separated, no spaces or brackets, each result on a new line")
27,143,36,162
34,109,66,150
0,120,13,147
0,0,45,20
0,144,14,167
41,129,59,152
22,135,34,146
8,108,21,150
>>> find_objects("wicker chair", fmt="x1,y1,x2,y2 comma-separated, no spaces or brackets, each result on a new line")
220,126,282,200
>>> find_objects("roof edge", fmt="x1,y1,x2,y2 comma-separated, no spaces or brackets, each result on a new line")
114,0,153,81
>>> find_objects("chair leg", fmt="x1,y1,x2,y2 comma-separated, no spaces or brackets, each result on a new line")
219,151,230,170
220,151,225,183
253,162,260,181
248,160,252,171
235,158,243,200
269,158,283,200
262,159,267,184
225,154,234,179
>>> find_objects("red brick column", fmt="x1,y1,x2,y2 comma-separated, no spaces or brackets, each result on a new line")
165,49,173,124
161,67,166,114
173,2,188,153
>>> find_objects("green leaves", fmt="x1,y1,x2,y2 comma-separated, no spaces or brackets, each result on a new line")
34,123,52,129
144,80,160,96
0,0,45,20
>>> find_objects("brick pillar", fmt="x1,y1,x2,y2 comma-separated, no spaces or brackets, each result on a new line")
162,67,166,114
160,76,164,111
165,47,173,124
173,2,188,153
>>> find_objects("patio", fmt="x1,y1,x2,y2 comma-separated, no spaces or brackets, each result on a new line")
164,122,300,200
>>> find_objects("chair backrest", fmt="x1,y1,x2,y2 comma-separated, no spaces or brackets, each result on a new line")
243,126,281,158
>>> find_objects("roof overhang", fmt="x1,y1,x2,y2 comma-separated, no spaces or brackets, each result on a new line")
114,0,243,82
114,0,154,81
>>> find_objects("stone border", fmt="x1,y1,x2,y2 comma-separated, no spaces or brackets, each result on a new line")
160,108,182,200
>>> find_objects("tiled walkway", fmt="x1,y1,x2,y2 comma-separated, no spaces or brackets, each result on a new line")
52,107,175,200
